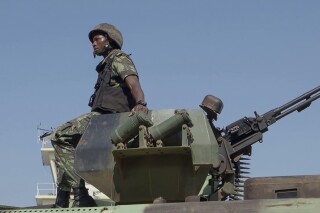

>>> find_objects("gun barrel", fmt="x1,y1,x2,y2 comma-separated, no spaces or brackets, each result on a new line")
273,86,320,121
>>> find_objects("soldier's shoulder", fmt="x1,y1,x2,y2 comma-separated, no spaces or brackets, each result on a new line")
112,49,129,57
113,50,134,64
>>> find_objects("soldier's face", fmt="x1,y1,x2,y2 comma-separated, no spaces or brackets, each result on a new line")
92,33,109,55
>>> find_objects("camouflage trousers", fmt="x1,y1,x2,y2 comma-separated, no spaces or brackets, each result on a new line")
51,111,100,191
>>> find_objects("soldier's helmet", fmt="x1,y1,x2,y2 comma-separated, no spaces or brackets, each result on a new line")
88,23,123,49
200,95,224,120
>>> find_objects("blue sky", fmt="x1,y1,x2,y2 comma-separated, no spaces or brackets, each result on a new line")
0,0,319,207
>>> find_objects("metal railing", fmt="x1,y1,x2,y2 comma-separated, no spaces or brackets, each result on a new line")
36,183,57,196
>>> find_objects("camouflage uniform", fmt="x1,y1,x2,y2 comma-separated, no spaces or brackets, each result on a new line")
51,52,139,192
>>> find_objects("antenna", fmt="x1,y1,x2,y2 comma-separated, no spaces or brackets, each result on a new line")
37,123,54,147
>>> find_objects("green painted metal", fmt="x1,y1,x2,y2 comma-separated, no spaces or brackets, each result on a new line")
2,198,320,213
74,109,220,204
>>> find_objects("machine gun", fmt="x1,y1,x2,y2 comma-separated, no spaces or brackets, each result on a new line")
221,86,319,160
209,86,320,200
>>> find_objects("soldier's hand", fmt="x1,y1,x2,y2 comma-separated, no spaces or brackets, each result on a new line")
129,104,148,116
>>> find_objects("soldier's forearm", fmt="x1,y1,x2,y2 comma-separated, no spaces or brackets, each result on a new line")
125,75,146,103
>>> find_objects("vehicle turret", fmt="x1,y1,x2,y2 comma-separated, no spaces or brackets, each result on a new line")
74,86,319,204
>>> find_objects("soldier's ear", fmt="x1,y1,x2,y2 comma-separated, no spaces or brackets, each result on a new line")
104,34,110,41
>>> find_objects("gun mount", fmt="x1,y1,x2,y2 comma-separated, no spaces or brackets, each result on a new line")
73,86,319,204
75,109,220,204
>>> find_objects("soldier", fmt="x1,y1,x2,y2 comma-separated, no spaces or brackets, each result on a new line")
51,23,148,208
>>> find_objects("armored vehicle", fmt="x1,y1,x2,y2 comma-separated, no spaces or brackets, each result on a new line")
1,86,319,213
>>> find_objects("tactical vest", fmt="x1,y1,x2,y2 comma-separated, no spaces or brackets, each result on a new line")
89,49,135,113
